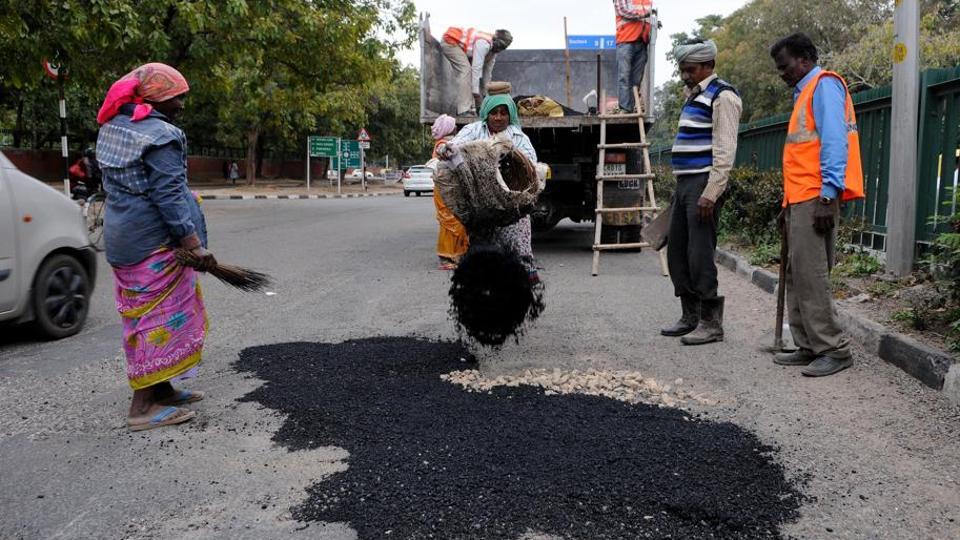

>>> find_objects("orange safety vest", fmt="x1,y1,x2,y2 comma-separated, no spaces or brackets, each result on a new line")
782,70,864,207
615,0,653,44
443,27,494,56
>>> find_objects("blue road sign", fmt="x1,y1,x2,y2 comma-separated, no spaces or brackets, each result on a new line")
566,35,617,50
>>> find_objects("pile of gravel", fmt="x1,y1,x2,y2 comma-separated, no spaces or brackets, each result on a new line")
236,337,802,539
442,368,718,408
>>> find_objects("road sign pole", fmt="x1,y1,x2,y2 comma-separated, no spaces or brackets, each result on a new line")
337,138,342,195
306,137,311,191
360,144,366,192
58,71,69,197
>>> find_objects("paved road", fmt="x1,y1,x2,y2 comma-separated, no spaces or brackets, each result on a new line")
1,197,959,539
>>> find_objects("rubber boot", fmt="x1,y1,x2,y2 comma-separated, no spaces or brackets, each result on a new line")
681,296,724,345
660,296,700,337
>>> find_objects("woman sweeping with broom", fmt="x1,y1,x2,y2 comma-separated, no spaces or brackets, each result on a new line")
96,63,214,431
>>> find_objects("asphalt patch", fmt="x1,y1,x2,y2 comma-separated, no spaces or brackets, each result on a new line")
236,337,803,539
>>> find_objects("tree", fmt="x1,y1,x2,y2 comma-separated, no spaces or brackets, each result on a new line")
0,0,418,184
362,65,432,167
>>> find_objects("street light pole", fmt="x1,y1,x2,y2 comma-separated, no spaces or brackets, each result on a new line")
885,0,921,276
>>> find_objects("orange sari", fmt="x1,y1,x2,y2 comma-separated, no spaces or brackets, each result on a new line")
433,139,469,261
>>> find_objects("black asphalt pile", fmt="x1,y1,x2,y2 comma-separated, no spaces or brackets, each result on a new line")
236,337,803,539
449,245,545,347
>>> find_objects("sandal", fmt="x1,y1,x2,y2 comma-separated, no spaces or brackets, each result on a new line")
438,262,457,271
128,406,196,432
158,389,205,406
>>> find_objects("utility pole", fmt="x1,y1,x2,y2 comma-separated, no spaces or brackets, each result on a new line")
885,0,921,276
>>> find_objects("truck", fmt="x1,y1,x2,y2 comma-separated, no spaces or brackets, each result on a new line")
418,13,659,240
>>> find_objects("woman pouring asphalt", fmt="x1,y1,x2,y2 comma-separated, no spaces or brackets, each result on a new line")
438,93,540,282
96,63,214,431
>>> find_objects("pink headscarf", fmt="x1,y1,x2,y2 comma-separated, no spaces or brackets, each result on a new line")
96,63,190,125
431,114,456,140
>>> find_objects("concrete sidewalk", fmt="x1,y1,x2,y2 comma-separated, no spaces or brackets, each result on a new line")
47,178,406,200
191,179,403,199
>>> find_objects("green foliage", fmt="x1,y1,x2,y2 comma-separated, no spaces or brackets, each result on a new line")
829,272,850,296
892,308,925,330
0,0,420,181
650,1,960,123
835,252,883,277
749,241,781,267
866,279,902,297
717,167,784,246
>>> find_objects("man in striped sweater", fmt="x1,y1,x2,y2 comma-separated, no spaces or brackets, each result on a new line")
661,40,742,345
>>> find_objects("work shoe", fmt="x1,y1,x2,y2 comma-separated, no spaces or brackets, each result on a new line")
681,297,724,345
801,356,853,377
773,348,816,366
661,296,700,337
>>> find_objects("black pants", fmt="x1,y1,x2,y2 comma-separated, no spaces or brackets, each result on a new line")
667,173,721,300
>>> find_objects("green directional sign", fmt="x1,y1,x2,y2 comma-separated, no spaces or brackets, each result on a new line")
340,140,361,169
309,136,338,158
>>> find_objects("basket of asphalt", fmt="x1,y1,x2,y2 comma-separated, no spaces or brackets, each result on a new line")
434,132,539,237
236,337,803,539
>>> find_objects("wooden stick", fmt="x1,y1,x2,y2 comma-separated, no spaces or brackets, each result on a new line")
775,224,788,350
563,17,573,108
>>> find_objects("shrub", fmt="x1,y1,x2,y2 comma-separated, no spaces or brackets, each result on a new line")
835,252,883,277
749,241,781,267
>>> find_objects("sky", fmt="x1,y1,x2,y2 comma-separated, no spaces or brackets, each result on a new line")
398,0,751,89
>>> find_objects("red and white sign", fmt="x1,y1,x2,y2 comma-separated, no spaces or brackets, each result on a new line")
357,128,371,142
42,59,64,81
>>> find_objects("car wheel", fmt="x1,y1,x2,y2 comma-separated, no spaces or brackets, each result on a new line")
32,254,90,340
415,191,421,197
404,191,411,197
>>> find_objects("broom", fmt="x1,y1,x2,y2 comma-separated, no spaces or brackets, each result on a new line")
174,248,273,292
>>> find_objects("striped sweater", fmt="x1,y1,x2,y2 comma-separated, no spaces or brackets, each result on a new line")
671,78,739,176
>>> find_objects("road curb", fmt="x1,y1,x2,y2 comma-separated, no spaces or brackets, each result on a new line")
716,247,959,401
196,192,402,200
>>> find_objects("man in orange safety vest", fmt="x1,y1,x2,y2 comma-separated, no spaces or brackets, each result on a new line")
771,33,865,378
440,26,513,117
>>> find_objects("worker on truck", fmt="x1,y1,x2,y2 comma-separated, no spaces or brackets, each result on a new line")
440,26,513,117
612,0,654,114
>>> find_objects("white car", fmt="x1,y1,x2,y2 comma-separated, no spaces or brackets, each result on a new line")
0,152,97,339
402,165,435,197
347,169,375,182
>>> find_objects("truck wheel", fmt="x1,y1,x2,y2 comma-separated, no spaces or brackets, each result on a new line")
32,254,91,340
531,199,562,232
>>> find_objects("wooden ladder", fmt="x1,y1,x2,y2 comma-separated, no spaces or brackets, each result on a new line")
591,87,669,277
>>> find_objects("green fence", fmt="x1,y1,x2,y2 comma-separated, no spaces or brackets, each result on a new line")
652,66,960,254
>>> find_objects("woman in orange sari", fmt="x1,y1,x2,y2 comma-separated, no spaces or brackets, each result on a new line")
431,114,469,270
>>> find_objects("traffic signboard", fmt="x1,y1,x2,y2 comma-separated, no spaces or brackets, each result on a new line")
340,140,361,169
566,35,616,50
357,128,371,142
359,141,371,150
309,136,338,158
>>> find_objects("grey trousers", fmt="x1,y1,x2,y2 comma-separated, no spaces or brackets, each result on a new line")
785,199,851,358
440,41,475,115
667,173,721,300
616,40,648,112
